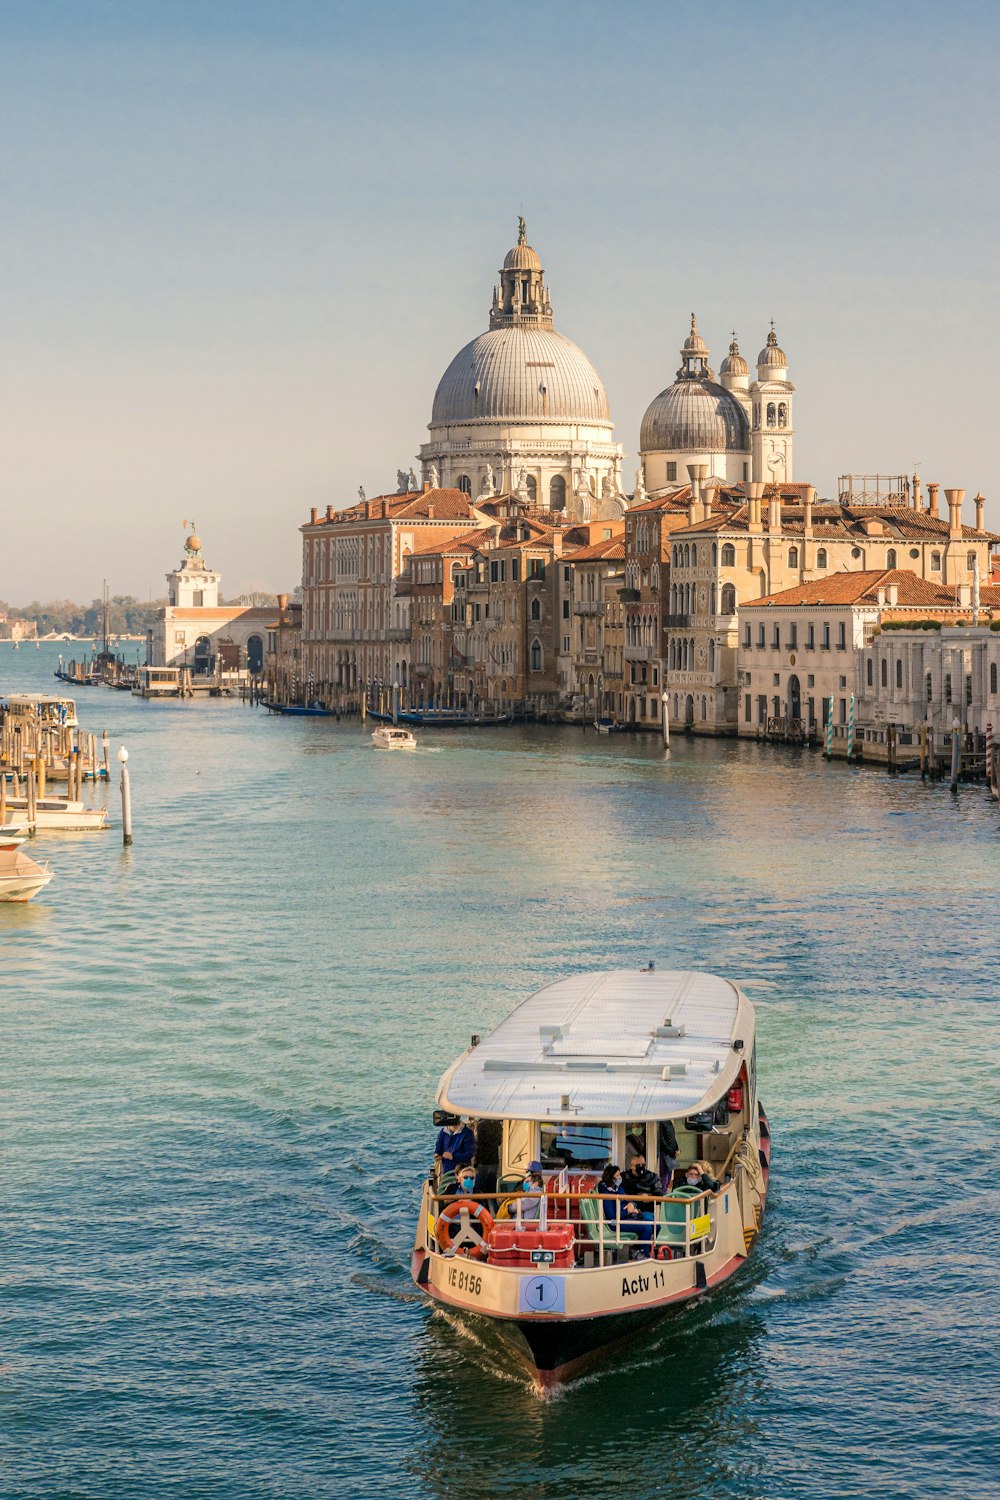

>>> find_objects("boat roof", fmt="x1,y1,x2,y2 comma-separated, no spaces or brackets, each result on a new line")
6,695,75,705
438,969,754,1123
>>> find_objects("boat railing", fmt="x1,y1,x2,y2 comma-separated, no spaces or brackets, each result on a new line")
426,1187,719,1270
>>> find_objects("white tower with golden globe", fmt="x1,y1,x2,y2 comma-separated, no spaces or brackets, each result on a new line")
749,326,795,484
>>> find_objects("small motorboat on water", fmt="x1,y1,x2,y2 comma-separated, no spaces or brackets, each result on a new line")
412,967,771,1389
0,835,53,901
2,797,110,832
372,726,417,750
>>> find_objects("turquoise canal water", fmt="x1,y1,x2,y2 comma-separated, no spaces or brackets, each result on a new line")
1,642,998,1499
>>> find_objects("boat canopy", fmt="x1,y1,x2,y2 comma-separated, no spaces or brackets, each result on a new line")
438,969,753,1123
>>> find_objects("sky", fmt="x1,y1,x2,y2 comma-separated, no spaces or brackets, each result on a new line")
1,0,998,603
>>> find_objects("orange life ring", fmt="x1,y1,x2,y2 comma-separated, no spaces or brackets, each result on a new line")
435,1197,495,1257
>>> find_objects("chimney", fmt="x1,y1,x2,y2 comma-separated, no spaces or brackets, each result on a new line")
768,491,781,535
958,581,972,608
551,530,564,558
696,464,711,521
310,507,318,524
423,480,431,492
876,586,887,607
687,463,702,522
927,482,939,519
326,504,334,520
278,593,288,610
945,487,964,538
912,474,922,512
803,485,815,538
886,582,898,606
975,492,986,531
747,481,764,534
427,503,435,518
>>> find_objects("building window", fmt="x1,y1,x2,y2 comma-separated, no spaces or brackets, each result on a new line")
931,551,942,571
530,598,541,621
757,624,765,648
839,698,847,723
562,635,570,652
837,623,846,650
767,403,776,427
789,623,797,649
896,659,903,689
457,474,472,494
550,475,566,510
666,462,677,482
743,463,748,481
967,552,976,571
744,623,751,648
721,544,735,567
886,548,897,568
528,559,545,580
491,561,499,582
772,625,780,649
757,694,767,725
526,476,537,502
787,547,798,568
744,694,751,722
926,673,933,702
881,659,888,687
822,623,830,650
966,673,973,706
530,639,543,671
512,559,520,582
721,584,736,614
992,663,998,695
817,548,828,568
778,403,787,427
867,659,873,687
691,544,698,566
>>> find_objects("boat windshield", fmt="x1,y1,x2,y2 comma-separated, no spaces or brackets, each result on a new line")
540,1123,611,1166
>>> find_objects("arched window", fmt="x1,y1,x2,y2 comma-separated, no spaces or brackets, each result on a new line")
691,544,698,566
549,475,566,510
669,640,676,669
753,403,760,428
992,663,998,694
721,543,735,567
895,659,903,689
931,551,942,571
701,695,708,720
525,475,537,502
767,403,776,427
651,563,660,591
530,639,542,672
881,659,888,687
530,597,541,621
967,551,977,572
777,403,787,427
456,474,472,495
787,546,799,567
867,659,873,687
708,639,716,671
684,544,690,567
817,548,828,568
721,583,737,614
886,549,897,569
712,542,718,565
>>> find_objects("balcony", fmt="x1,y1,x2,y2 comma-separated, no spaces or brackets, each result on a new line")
624,644,655,662
619,588,641,602
386,627,409,642
414,663,433,679
573,600,601,616
664,614,691,628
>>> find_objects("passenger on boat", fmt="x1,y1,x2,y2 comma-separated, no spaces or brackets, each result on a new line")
684,1161,720,1193
657,1119,680,1186
452,1166,478,1198
622,1151,661,1202
519,1168,545,1221
600,1164,654,1253
434,1118,476,1178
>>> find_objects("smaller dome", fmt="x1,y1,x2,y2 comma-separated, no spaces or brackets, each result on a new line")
640,378,749,455
503,242,542,271
682,313,708,357
720,336,748,377
757,327,787,368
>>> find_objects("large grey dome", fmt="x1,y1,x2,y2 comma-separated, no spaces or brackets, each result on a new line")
431,326,612,426
640,379,748,454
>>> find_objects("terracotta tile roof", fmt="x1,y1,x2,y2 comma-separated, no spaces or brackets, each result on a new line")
566,537,626,562
745,569,964,609
304,489,474,526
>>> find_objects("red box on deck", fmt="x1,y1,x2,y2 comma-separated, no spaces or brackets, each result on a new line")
487,1224,576,1269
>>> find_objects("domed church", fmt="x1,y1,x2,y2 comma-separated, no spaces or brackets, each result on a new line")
639,318,795,494
419,220,625,520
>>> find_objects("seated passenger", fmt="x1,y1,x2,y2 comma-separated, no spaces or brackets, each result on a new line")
622,1151,662,1202
683,1161,720,1194
433,1117,475,1180
600,1164,654,1254
449,1164,479,1199
519,1167,545,1221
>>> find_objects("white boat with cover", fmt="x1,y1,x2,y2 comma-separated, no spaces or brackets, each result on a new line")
2,797,110,832
411,968,771,1388
371,725,417,750
0,833,53,901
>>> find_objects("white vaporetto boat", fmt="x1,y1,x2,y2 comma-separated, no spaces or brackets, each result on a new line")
371,726,417,750
0,835,53,901
412,968,771,1388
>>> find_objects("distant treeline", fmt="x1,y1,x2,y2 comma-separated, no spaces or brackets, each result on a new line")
2,591,287,637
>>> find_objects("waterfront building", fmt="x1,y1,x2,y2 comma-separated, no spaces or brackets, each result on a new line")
147,532,276,676
665,481,997,734
622,489,701,724
419,221,625,517
0,613,38,642
857,614,1000,756
562,527,626,719
639,321,794,494
264,593,302,704
299,487,483,704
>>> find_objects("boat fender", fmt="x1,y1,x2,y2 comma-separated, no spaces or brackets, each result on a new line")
435,1198,495,1257
695,1259,708,1290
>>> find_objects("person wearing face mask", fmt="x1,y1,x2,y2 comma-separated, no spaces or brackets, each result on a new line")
519,1167,545,1221
682,1161,720,1195
599,1164,654,1254
450,1165,479,1200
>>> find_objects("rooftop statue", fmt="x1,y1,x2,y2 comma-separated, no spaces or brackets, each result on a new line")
428,463,440,489
397,469,409,494
408,467,418,491
358,486,366,502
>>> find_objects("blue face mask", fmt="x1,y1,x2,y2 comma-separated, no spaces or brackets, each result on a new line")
523,1179,533,1191
460,1178,475,1191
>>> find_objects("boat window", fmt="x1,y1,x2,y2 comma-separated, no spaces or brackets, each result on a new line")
540,1122,612,1167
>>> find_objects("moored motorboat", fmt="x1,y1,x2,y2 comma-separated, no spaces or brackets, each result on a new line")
412,967,771,1389
0,835,53,901
372,725,417,750
2,797,110,831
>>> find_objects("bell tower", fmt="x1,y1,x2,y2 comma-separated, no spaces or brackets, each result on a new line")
750,326,795,484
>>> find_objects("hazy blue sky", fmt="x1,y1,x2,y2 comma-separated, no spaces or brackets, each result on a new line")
2,0,997,602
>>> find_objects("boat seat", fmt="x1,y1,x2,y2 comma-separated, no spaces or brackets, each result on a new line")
656,1185,701,1251
579,1194,638,1265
